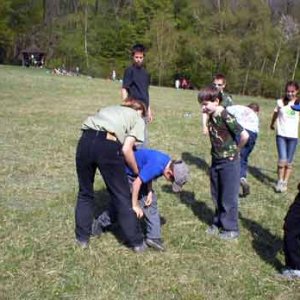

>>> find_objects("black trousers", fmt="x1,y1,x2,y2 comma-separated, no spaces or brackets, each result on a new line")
283,192,300,269
75,130,143,247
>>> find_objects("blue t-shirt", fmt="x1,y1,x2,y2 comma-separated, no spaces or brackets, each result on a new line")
126,149,171,183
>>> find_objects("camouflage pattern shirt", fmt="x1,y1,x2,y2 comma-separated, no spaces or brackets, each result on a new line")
221,92,233,108
208,109,243,160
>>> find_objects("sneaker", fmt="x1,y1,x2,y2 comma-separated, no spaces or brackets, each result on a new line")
281,181,288,192
275,180,284,192
219,230,239,240
279,269,300,279
240,177,250,197
91,218,103,237
132,241,148,253
146,238,165,251
206,224,219,236
75,239,89,249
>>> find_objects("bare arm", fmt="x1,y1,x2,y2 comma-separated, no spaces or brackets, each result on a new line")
202,112,208,135
122,136,139,175
147,106,153,123
270,111,278,130
237,129,249,152
121,88,128,101
132,176,144,218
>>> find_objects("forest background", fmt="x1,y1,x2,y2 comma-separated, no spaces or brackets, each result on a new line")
1,0,300,97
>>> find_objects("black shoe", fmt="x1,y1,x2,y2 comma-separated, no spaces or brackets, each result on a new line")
240,178,250,197
146,238,165,251
91,218,103,237
132,241,148,253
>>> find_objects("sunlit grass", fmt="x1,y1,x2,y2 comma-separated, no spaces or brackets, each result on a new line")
1,65,300,299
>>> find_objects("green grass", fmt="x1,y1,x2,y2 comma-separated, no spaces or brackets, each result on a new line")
1,64,300,300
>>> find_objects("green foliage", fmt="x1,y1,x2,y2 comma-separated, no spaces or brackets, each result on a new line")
1,0,300,97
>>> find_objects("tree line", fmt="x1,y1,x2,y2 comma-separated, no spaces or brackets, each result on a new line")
1,0,300,98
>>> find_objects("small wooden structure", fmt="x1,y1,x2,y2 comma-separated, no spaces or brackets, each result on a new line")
21,46,46,67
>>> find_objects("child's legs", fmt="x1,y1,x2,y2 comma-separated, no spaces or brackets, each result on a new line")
210,164,222,227
141,192,161,239
240,131,257,179
276,135,288,179
286,137,298,164
219,159,240,232
283,194,300,269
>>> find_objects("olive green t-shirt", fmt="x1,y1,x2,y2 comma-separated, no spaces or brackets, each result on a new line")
81,105,145,144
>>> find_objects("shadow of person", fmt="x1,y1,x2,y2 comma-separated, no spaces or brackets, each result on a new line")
161,185,214,226
182,152,210,175
248,165,277,188
240,214,283,271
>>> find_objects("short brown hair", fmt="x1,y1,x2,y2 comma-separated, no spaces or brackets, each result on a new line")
248,102,260,113
198,85,222,104
122,97,147,117
213,73,226,84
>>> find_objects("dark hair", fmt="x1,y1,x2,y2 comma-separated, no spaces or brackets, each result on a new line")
197,84,222,104
122,97,147,117
213,73,226,84
283,80,299,106
131,44,146,56
248,102,260,112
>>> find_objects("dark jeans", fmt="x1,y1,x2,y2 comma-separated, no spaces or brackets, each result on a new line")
210,157,240,231
75,130,143,247
240,130,257,179
283,193,300,269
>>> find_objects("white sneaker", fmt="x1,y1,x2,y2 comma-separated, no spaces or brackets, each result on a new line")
275,180,283,192
280,268,300,279
281,181,288,192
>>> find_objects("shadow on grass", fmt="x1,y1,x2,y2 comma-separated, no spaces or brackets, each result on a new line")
240,214,283,271
182,152,210,176
248,165,277,187
161,185,214,226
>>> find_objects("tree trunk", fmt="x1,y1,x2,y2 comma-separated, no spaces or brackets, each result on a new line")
242,61,251,95
272,39,282,75
84,3,89,68
292,46,300,80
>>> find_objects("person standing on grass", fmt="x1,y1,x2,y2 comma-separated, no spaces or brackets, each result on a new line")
202,73,234,135
121,44,152,147
198,85,249,240
226,103,260,198
270,81,300,193
75,98,147,252
92,149,190,252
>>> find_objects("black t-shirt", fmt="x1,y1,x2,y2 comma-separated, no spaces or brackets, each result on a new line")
122,65,150,108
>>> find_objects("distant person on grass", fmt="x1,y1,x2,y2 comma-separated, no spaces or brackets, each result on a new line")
226,103,260,197
75,98,147,252
198,85,249,240
270,80,300,193
92,148,190,251
121,44,152,147
202,73,233,135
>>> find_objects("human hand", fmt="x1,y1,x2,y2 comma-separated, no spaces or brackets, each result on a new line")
133,205,144,219
270,124,275,130
145,190,153,206
203,126,209,135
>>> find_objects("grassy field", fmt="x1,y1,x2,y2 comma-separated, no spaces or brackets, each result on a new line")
1,65,300,300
